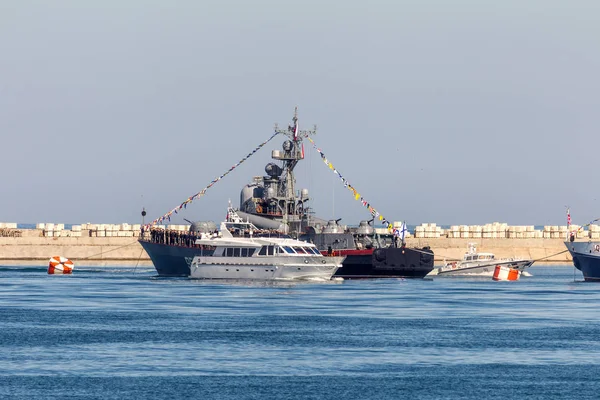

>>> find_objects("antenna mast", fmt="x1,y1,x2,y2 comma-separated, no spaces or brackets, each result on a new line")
272,107,317,231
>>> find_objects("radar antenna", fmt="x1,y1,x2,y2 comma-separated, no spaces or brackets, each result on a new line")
271,107,317,232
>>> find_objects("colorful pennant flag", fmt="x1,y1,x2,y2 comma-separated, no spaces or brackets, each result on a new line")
147,131,280,227
306,137,397,230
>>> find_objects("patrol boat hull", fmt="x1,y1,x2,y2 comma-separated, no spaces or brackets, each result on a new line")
436,259,533,276
565,241,600,282
328,247,434,279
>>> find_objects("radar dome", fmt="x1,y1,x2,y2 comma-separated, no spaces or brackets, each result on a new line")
265,163,282,177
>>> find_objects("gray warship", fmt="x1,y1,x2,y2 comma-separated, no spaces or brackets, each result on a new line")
140,109,434,277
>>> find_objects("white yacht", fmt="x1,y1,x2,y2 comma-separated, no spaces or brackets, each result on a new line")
189,208,345,280
429,243,534,277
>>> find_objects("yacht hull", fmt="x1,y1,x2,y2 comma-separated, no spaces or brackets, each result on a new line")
190,256,343,280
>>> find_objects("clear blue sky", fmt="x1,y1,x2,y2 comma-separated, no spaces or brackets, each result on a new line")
1,0,598,227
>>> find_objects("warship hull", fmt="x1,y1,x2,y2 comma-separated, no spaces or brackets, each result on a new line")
139,240,214,276
327,247,434,279
565,241,600,282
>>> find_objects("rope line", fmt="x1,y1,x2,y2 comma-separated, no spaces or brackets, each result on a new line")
412,247,569,263
76,240,139,261
533,249,569,262
306,137,395,230
132,246,146,274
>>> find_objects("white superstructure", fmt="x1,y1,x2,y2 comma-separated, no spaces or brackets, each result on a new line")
429,243,534,277
189,207,344,280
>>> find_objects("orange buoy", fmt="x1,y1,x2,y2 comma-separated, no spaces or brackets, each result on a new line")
492,265,520,281
48,256,74,275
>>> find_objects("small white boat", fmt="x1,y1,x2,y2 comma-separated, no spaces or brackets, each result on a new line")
429,243,534,277
189,207,345,280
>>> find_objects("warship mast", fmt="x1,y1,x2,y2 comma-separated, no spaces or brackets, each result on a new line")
272,107,317,234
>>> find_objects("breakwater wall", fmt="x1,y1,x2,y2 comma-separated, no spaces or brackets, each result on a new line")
2,222,597,240
0,236,152,266
0,231,574,266
2,222,598,239
407,222,598,239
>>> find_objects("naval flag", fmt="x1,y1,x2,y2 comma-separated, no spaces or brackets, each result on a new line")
399,221,408,241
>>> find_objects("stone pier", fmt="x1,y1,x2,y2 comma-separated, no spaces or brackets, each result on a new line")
0,235,574,266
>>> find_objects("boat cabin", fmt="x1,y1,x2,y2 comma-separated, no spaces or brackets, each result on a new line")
193,206,324,258
463,243,495,261
209,243,322,258
463,253,495,262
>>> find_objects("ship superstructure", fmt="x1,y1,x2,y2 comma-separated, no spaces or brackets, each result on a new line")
140,108,434,278
237,107,324,236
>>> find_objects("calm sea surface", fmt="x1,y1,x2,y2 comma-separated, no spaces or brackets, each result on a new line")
0,265,598,399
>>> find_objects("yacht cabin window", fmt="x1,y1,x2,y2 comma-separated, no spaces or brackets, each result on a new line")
223,247,256,257
258,245,276,256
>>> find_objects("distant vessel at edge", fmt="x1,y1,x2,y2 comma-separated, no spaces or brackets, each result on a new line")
565,240,600,281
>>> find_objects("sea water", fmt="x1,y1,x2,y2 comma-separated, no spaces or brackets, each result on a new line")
0,265,598,399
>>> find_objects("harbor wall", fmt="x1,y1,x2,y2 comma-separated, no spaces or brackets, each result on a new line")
0,230,574,266
0,236,152,266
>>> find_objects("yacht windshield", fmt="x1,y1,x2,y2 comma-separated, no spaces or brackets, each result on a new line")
293,246,307,254
281,246,295,254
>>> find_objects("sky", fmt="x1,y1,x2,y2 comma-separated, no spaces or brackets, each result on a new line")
1,0,599,227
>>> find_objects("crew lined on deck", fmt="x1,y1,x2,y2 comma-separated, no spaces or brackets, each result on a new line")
146,228,206,247
144,227,291,248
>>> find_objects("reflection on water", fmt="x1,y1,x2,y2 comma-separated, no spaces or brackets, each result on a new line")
0,265,599,399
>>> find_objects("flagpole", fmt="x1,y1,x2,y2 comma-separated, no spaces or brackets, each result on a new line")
566,206,571,241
